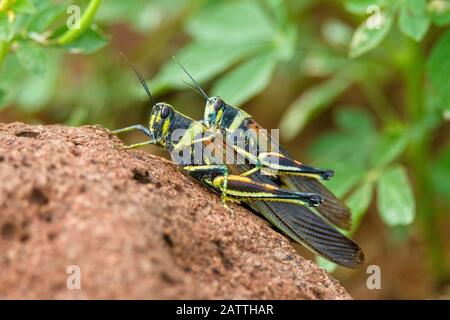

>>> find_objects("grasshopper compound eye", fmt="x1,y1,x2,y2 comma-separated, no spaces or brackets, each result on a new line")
160,105,170,118
213,98,224,112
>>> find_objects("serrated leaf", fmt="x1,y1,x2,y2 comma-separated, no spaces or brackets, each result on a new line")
186,0,276,44
15,41,46,74
61,27,108,54
349,8,394,58
398,0,430,42
152,41,265,95
0,12,14,42
279,76,352,140
426,29,450,112
211,52,276,106
377,165,416,226
12,0,37,14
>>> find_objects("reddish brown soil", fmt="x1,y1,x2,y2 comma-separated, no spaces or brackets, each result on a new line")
0,122,351,299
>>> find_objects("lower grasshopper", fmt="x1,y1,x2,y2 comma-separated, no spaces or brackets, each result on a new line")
175,60,353,230
112,59,364,268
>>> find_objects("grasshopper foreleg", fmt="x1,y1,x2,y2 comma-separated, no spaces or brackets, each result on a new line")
112,125,154,149
112,124,151,137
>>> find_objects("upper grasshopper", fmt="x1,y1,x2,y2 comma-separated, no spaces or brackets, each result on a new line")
112,57,364,268
175,59,353,231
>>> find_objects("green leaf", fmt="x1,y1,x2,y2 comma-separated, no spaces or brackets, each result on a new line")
186,0,276,44
279,76,352,140
152,41,265,94
27,2,66,33
211,52,276,106
61,27,108,54
349,8,394,58
427,29,450,112
15,41,46,74
377,165,416,226
308,108,376,165
12,0,37,14
346,181,373,231
0,12,14,42
320,160,366,198
398,0,430,42
15,50,61,112
370,130,408,167
335,107,375,133
429,0,450,26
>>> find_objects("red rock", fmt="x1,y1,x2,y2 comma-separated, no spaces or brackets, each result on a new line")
0,122,351,299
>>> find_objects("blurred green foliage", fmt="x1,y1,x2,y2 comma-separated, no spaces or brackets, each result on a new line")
0,0,449,279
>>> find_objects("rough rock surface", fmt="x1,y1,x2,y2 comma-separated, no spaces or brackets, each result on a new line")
0,122,351,299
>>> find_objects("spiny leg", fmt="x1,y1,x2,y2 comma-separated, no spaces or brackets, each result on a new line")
111,124,153,149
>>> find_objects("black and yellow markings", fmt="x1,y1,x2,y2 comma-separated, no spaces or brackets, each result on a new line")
113,57,364,269
211,175,323,207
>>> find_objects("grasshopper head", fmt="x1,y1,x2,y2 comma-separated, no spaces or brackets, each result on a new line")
148,103,175,144
204,96,226,127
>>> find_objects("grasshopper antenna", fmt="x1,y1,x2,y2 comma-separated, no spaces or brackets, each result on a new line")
172,56,209,100
181,79,210,100
120,52,157,106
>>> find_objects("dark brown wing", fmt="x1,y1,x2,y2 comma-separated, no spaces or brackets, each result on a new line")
283,175,352,230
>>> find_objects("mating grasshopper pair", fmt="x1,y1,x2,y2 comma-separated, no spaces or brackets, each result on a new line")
112,56,364,269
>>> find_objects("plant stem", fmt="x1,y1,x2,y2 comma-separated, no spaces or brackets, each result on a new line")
56,0,102,46
404,40,448,284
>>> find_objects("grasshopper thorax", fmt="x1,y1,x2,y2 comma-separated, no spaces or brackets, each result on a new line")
204,96,226,127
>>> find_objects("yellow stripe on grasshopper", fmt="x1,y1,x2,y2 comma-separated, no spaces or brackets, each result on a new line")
213,175,278,194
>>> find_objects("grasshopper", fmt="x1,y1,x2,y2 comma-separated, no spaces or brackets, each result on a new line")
112,58,364,268
175,60,353,231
